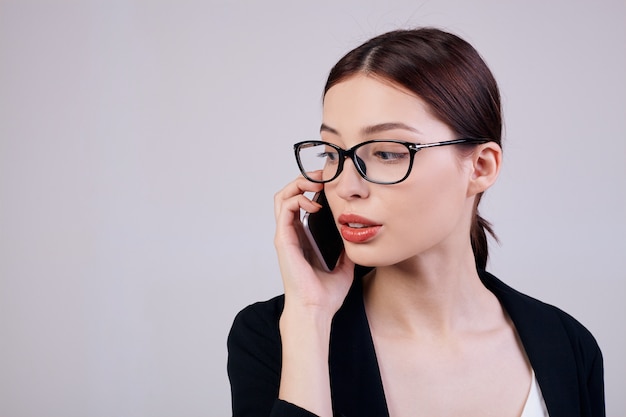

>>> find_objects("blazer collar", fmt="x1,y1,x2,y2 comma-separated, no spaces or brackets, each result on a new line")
327,268,581,417
480,270,581,417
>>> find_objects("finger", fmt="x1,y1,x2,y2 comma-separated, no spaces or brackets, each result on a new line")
274,176,323,219
275,174,323,202
275,194,319,235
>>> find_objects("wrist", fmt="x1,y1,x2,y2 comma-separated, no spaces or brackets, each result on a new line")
278,306,334,417
280,302,335,332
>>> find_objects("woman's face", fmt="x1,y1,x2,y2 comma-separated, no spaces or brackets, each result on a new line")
321,74,476,268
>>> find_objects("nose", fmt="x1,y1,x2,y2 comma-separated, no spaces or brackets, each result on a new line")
330,156,369,200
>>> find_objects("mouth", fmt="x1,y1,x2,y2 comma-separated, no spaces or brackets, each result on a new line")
338,214,378,226
338,214,382,243
346,222,370,228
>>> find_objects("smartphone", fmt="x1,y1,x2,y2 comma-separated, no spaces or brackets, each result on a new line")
301,191,344,272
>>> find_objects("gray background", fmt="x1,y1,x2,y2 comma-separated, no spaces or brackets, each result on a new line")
1,0,624,416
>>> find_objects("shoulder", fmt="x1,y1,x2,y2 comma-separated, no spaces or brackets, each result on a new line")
480,270,602,359
227,295,287,416
227,294,286,412
228,294,285,347
480,271,606,415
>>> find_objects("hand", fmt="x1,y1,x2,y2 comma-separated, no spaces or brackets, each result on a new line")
273,173,355,317
274,173,355,417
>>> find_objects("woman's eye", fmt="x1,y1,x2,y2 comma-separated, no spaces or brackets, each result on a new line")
375,151,408,161
318,151,339,162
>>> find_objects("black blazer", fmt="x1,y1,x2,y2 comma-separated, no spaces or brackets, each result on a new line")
227,269,605,417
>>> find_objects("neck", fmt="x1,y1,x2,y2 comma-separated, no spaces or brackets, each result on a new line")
362,249,500,338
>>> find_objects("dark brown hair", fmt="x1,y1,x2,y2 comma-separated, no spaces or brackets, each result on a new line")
324,28,501,269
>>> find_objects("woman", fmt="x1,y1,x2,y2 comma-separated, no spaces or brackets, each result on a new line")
227,28,604,417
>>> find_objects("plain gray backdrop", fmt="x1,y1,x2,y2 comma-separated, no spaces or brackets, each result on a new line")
1,0,624,416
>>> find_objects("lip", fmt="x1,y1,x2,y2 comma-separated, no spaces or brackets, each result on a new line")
337,214,382,243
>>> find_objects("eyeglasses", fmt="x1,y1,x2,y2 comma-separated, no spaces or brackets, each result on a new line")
294,138,490,185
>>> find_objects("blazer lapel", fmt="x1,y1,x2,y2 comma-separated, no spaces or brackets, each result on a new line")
327,269,582,417
480,271,581,417
329,274,389,417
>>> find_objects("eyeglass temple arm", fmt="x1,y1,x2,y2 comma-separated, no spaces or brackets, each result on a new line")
408,138,490,151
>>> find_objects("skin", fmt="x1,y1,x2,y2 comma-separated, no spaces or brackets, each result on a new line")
274,74,530,417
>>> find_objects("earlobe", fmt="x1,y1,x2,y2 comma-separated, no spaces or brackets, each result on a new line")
468,143,502,196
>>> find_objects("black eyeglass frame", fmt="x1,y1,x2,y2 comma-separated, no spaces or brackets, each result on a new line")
294,138,491,185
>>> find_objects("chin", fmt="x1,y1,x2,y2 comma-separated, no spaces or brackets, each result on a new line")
344,245,402,268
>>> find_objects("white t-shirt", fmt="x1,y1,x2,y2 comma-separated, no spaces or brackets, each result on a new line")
520,370,549,417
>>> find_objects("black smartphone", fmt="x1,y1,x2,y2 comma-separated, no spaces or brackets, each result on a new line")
301,191,344,272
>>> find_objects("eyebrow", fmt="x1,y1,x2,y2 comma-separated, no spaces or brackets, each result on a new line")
320,122,422,136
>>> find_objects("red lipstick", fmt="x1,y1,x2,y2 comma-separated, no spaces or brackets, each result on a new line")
338,214,382,243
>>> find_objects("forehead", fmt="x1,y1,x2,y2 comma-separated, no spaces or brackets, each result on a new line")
322,74,443,135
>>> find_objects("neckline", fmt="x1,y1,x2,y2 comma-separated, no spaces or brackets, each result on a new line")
351,269,537,417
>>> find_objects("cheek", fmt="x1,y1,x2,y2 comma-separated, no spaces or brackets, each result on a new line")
387,165,470,247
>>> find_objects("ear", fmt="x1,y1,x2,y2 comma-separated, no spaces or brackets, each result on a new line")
467,142,502,197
